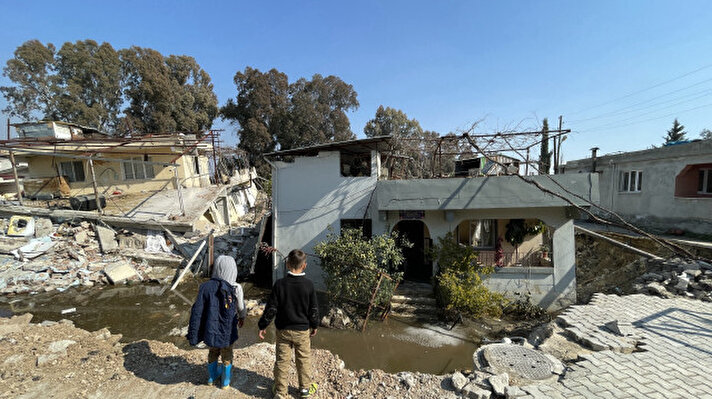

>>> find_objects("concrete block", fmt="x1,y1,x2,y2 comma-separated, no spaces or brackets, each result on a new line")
104,261,138,284
451,371,469,392
462,382,492,399
488,373,509,396
34,217,53,237
95,225,118,253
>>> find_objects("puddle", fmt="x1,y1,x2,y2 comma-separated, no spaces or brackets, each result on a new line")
0,280,486,374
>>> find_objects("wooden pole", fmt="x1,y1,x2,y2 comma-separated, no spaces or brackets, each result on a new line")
8,150,22,205
173,166,185,216
171,240,207,290
6,118,10,140
525,148,530,176
87,158,103,215
362,273,385,332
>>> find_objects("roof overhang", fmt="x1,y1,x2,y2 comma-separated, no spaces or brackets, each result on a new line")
265,135,392,159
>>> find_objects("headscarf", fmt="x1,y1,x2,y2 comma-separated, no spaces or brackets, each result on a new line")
212,255,247,320
213,255,238,286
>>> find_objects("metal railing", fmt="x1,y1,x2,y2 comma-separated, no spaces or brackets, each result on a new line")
476,250,552,268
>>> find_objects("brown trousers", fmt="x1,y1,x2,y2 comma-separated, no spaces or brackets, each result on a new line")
208,346,233,365
274,329,312,395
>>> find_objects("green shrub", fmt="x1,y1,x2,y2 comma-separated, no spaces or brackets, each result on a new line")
433,232,507,318
314,228,407,309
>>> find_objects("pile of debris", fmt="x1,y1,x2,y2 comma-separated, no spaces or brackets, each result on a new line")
0,212,267,295
633,257,712,301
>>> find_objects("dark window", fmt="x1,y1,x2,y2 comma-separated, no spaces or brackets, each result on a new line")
699,169,712,194
619,170,642,192
340,219,372,238
59,161,85,183
340,152,371,177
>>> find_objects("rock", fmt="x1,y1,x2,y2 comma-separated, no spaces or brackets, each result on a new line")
40,320,57,327
674,278,689,293
36,354,60,366
684,269,702,279
451,371,468,392
34,218,53,237
48,339,76,353
487,373,509,396
74,231,90,245
104,261,138,284
399,372,417,390
169,326,188,336
462,382,492,399
644,282,673,298
639,272,663,282
95,225,118,253
505,385,527,398
698,260,712,271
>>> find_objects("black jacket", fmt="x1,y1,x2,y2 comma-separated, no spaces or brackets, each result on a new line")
258,273,319,331
187,278,238,348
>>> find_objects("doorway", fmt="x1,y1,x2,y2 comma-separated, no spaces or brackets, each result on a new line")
392,220,432,282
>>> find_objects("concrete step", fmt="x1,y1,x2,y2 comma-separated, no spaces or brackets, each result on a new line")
391,295,437,305
390,303,440,316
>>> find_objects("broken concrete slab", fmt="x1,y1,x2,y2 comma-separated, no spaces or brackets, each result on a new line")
451,371,468,392
461,382,492,399
487,373,509,396
103,262,138,284
95,225,118,253
123,249,182,268
34,217,53,237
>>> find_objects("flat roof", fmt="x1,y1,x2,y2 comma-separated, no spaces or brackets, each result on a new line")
265,135,392,158
566,139,712,167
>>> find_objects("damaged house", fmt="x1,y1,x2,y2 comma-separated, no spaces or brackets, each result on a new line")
0,121,259,232
563,139,712,235
266,136,599,311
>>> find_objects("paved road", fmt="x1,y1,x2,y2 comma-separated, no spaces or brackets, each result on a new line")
518,294,712,399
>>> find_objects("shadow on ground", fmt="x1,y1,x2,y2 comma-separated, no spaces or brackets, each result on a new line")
122,341,277,397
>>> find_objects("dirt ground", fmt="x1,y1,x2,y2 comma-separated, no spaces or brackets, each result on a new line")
0,314,458,399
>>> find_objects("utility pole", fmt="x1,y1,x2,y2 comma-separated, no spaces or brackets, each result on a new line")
556,115,563,174
6,118,10,140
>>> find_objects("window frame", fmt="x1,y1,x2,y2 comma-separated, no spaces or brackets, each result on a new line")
122,156,155,181
456,219,497,250
58,160,86,183
619,170,643,193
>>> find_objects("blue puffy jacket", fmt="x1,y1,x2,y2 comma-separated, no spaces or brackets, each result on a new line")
187,278,238,348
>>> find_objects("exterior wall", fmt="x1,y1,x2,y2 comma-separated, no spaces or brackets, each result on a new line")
565,141,712,234
20,152,209,197
372,207,576,310
271,150,380,288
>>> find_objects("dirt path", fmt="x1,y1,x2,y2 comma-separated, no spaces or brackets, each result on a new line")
0,314,456,399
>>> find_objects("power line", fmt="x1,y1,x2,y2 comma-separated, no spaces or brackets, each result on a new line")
569,82,712,123
568,62,712,116
576,101,712,134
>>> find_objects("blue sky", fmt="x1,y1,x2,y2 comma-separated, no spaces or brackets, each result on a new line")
1,0,711,161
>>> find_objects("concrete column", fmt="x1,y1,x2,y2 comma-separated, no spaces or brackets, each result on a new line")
550,218,577,308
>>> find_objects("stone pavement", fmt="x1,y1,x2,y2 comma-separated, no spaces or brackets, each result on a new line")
518,293,712,399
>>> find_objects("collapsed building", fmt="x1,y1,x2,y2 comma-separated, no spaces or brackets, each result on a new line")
0,121,267,295
265,135,599,311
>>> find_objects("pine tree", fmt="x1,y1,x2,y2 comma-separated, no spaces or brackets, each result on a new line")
663,119,687,144
538,118,552,174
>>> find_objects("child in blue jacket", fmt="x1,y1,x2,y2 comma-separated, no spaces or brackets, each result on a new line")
187,255,247,389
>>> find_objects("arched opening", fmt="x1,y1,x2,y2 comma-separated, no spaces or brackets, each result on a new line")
392,220,432,282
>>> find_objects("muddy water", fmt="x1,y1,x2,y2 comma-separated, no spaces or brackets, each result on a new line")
0,280,483,374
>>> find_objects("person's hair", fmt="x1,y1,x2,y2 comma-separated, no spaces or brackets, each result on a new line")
286,249,307,270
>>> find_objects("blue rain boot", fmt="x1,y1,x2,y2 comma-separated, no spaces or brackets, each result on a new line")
221,363,232,389
207,361,222,385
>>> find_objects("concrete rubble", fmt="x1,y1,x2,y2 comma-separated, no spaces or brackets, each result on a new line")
0,212,268,295
633,257,712,301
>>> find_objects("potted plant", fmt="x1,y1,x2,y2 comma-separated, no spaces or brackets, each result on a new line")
539,244,550,260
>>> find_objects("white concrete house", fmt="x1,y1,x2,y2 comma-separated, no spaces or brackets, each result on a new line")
563,140,712,235
266,137,599,310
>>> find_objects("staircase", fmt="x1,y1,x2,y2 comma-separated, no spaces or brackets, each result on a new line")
389,281,439,320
